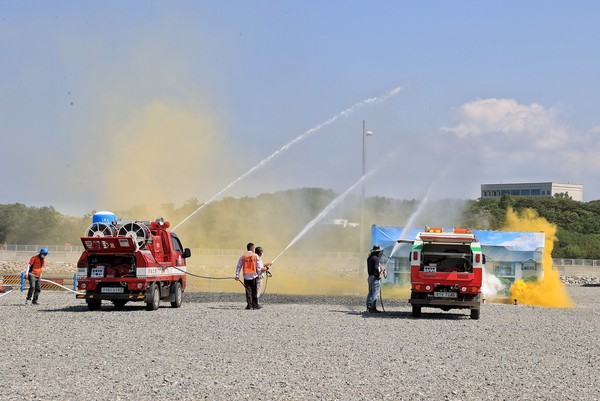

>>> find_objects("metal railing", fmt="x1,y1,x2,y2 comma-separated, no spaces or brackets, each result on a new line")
552,258,600,267
0,244,84,253
0,244,359,259
1,244,599,268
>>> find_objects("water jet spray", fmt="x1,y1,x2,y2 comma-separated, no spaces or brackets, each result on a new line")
255,170,379,297
173,86,403,231
384,168,449,271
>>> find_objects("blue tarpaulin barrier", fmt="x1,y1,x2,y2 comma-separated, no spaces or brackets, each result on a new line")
371,225,545,285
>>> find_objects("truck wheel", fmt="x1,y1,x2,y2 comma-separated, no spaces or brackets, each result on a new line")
146,283,160,311
170,282,182,308
470,307,480,320
87,299,101,311
112,300,127,308
412,305,421,318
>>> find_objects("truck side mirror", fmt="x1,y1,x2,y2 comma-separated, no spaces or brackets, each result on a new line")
482,254,486,264
183,248,191,258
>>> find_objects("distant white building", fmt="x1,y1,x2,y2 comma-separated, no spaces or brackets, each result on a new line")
331,219,359,228
481,182,583,201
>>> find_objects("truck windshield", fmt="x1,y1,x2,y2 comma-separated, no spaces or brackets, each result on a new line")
421,243,473,273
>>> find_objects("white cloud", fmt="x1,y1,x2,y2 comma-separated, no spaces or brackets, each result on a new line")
442,98,569,150
435,98,600,200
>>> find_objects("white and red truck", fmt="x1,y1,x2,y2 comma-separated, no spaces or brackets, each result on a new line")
76,213,191,311
408,227,484,319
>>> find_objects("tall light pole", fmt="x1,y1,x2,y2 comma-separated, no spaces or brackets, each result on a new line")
360,120,374,267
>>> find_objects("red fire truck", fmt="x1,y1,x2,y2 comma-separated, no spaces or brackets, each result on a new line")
408,227,484,319
76,216,191,311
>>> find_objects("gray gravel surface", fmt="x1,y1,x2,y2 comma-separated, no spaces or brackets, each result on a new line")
1,286,599,401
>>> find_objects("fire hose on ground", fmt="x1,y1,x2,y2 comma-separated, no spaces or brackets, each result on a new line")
172,266,273,297
37,278,83,295
0,273,84,299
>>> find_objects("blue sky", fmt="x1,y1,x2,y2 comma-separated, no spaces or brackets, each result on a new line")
2,1,599,216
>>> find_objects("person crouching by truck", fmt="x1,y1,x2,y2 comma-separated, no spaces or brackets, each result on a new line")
235,242,262,310
366,245,385,313
25,248,49,305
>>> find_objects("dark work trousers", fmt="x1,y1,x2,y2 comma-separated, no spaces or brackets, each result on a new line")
243,278,259,308
27,275,41,301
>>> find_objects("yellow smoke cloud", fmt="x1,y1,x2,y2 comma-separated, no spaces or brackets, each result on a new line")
99,101,230,216
504,207,574,308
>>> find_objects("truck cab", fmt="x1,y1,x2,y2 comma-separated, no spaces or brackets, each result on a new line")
409,227,483,319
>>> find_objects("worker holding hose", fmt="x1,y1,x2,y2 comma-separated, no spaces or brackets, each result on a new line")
255,246,272,296
366,245,385,313
25,248,48,305
235,243,262,310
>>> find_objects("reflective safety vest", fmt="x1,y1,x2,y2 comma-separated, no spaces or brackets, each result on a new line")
241,252,258,276
28,255,45,276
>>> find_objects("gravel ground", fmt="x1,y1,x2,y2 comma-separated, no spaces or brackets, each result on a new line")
1,286,599,401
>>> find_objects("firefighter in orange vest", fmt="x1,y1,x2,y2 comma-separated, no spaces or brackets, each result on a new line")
25,248,48,305
235,242,261,309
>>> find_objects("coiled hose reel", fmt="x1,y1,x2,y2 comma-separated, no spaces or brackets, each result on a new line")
117,222,150,250
85,222,116,237
84,221,150,250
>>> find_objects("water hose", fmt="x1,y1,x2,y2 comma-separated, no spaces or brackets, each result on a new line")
40,278,84,295
2,278,84,298
378,273,387,313
172,266,247,290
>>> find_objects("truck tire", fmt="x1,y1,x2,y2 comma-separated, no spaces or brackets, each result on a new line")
112,300,127,308
470,307,480,320
145,283,160,311
170,282,182,308
412,305,421,318
87,298,101,311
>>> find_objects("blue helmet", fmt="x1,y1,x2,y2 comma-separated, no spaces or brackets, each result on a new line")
40,248,49,255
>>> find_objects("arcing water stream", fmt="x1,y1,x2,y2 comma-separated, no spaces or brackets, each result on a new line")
172,86,403,231
384,173,441,266
270,169,377,266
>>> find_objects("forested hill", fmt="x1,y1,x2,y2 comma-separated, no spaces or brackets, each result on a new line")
1,190,599,258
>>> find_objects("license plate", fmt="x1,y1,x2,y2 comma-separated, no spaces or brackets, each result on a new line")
434,291,457,298
101,287,124,293
424,265,437,272
91,267,104,278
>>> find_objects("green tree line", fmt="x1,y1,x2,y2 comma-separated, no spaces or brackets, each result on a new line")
1,191,599,258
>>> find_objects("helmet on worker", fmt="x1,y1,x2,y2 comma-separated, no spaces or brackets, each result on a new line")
40,248,49,256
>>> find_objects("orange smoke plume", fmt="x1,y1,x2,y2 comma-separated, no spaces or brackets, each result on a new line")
505,207,574,308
